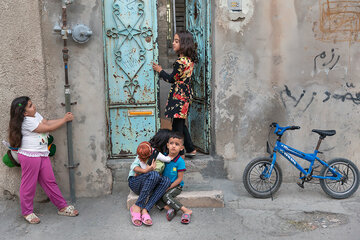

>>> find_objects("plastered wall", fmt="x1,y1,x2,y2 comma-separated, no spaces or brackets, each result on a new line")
214,0,360,181
0,0,112,199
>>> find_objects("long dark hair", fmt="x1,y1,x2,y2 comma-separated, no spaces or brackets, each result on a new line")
176,30,198,63
149,129,172,153
9,96,30,148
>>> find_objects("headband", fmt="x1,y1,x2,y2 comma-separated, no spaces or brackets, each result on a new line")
140,142,152,153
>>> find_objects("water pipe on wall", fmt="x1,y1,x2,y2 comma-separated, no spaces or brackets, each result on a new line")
61,0,78,203
53,0,93,203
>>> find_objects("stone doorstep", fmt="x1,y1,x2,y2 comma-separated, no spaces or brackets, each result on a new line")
126,190,224,209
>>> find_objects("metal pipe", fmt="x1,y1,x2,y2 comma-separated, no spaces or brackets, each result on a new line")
61,5,77,203
172,0,176,34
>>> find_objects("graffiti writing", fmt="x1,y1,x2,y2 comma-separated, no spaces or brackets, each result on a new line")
346,82,355,88
314,48,340,73
318,0,360,43
323,87,360,105
281,83,360,112
280,85,317,112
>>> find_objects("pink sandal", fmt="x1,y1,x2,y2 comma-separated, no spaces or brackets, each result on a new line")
141,213,153,226
181,213,191,224
130,206,142,227
166,209,176,221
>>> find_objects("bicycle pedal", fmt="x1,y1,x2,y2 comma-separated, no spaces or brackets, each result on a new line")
297,182,305,188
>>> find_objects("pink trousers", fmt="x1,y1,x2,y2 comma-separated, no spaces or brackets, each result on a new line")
18,153,67,216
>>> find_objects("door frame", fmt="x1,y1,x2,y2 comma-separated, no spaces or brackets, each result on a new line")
186,0,212,153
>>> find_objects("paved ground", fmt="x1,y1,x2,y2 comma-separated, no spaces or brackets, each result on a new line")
1,179,359,240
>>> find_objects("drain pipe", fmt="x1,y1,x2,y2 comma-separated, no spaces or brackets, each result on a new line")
61,0,78,203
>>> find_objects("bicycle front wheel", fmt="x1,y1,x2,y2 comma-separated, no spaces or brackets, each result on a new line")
243,157,282,198
320,158,360,199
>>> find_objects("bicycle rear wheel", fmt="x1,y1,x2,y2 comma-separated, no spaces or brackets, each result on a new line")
243,157,282,198
320,158,360,199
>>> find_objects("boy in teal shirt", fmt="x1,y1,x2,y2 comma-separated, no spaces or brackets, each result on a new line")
156,132,192,224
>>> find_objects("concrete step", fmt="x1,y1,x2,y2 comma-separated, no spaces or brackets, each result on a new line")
107,154,227,194
126,190,224,209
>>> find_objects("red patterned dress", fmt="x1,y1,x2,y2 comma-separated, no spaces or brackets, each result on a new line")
159,56,194,119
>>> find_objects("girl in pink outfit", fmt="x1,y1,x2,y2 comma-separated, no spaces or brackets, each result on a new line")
8,96,79,224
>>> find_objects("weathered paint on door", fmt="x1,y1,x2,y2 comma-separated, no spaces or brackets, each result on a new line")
103,0,159,157
186,0,211,153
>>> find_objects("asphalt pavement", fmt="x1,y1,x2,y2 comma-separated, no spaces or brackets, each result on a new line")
0,179,359,240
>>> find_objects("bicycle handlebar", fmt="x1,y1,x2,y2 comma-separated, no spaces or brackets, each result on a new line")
270,122,300,136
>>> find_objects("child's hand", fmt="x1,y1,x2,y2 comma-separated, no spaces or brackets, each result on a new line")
63,112,74,122
152,62,162,73
151,159,156,169
146,159,156,172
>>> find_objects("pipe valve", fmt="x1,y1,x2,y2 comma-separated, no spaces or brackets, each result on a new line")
53,24,92,43
71,24,92,43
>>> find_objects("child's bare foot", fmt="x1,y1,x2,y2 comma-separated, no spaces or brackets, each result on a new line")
141,209,153,226
183,209,192,215
130,204,142,226
180,206,192,215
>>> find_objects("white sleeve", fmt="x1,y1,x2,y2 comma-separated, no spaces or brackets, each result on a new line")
22,116,41,132
156,152,172,162
35,112,43,122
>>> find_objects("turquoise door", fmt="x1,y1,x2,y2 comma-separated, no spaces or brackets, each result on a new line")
186,0,211,153
103,0,158,157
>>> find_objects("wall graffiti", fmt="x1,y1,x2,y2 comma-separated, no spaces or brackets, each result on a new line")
280,85,317,112
318,0,360,42
281,83,360,112
313,48,340,73
323,90,360,105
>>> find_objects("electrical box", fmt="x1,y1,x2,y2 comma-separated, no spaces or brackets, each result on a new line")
228,0,242,12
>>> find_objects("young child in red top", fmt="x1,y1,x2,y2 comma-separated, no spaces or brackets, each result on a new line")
152,31,197,157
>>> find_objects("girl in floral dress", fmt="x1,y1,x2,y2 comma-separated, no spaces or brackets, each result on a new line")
153,31,197,156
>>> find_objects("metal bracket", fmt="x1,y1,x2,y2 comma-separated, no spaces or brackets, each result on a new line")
61,102,77,107
64,163,80,169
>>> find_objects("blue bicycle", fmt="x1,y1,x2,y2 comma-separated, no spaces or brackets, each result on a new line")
243,123,360,199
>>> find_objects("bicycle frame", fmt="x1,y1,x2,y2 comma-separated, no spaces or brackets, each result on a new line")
264,140,343,181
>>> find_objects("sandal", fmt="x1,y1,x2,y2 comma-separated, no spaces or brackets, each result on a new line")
166,209,176,221
185,150,197,157
141,213,153,226
181,213,191,224
58,205,79,217
24,213,40,224
130,206,142,226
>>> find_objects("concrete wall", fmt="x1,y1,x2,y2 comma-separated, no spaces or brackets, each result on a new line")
0,0,112,199
214,0,360,181
39,0,112,197
0,0,49,199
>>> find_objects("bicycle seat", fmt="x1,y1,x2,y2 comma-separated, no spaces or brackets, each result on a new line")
312,129,336,138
